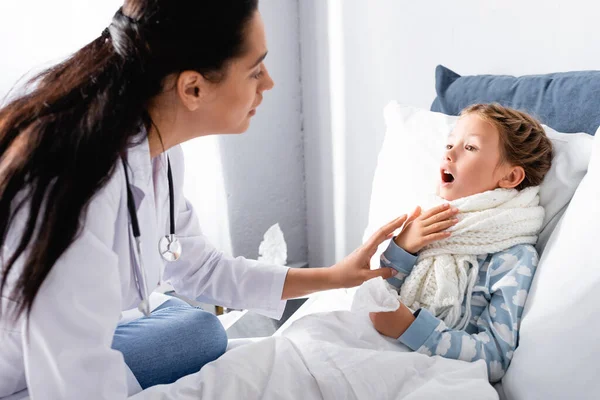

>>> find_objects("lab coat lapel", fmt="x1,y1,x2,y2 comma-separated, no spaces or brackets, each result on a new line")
126,137,162,290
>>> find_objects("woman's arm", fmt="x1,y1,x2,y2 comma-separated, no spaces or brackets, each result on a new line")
282,204,461,300
281,214,411,299
165,146,407,316
285,228,420,300
166,195,409,317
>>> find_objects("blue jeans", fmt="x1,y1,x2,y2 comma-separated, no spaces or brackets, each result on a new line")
111,297,228,389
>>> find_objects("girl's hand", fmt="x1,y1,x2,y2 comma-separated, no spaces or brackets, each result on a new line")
394,203,459,254
369,303,416,339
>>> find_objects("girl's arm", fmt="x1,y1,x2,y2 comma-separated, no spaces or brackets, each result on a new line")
372,245,538,382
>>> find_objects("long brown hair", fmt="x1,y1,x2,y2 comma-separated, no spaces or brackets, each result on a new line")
0,0,259,320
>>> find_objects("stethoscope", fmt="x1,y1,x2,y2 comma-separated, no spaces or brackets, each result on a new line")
122,156,182,316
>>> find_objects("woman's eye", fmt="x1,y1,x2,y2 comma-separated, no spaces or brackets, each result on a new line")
252,70,263,79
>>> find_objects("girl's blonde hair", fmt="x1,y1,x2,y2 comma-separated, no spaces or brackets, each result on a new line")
461,103,553,190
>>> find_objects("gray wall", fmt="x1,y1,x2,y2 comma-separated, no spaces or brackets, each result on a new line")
219,0,307,264
298,0,337,268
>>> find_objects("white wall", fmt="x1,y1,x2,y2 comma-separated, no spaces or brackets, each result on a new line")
0,1,122,99
301,0,600,267
219,0,307,264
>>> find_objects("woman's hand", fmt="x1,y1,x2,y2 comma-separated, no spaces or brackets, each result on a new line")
282,214,417,300
394,203,459,254
369,303,416,339
327,214,413,289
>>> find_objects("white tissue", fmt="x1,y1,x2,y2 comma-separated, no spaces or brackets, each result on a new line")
351,277,401,314
258,223,287,266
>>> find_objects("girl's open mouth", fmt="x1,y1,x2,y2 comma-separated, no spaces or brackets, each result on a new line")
441,169,455,183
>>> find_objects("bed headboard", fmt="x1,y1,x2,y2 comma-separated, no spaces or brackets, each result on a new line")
431,65,600,136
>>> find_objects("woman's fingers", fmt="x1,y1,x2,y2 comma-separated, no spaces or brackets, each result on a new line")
368,267,396,280
383,214,409,232
368,214,408,246
409,206,422,219
423,218,458,235
405,206,421,226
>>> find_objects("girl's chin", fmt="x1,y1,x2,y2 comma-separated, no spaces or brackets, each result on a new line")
438,185,457,201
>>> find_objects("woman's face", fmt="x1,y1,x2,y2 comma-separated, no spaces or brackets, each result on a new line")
194,11,274,134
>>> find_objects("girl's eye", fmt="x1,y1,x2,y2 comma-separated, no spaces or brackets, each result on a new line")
446,144,453,150
252,70,263,79
465,145,476,151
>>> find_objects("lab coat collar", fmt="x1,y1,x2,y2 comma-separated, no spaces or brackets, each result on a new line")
123,128,166,289
125,128,153,185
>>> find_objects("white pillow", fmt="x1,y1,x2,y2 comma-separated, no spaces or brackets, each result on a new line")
363,102,593,267
501,129,600,400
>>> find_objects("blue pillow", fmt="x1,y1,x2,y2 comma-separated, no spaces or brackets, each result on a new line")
431,65,600,135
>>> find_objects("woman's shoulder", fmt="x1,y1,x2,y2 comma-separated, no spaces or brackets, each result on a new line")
90,161,125,213
83,162,125,244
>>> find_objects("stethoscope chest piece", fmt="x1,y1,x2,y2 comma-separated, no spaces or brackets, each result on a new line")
159,234,182,262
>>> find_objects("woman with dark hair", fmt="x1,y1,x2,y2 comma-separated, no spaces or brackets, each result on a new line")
0,1,408,398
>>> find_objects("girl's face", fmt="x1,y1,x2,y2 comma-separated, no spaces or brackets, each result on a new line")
439,113,523,201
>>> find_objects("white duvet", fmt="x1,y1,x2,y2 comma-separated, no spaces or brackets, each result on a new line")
133,305,497,400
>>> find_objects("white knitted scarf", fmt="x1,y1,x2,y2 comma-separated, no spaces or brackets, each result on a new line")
398,187,544,330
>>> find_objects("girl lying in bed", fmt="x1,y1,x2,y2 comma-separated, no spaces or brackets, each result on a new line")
369,103,553,382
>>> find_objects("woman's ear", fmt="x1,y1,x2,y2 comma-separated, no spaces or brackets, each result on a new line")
499,165,525,189
176,71,207,111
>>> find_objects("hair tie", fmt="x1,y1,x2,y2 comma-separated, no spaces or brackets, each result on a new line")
115,8,137,24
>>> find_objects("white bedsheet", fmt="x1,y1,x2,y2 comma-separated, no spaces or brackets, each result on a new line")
277,289,506,399
5,290,498,399
279,289,506,399
132,289,497,400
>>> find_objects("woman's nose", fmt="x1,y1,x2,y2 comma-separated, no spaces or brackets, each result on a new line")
261,65,275,92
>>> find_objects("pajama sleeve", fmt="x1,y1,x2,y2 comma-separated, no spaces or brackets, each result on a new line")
397,244,538,382
379,239,418,290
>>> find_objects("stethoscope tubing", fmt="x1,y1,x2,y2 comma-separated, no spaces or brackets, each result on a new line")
121,155,178,317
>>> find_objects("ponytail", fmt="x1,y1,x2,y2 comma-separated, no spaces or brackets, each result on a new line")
0,0,259,320
0,12,147,319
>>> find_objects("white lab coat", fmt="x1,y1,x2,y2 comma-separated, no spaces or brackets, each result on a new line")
0,137,289,399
